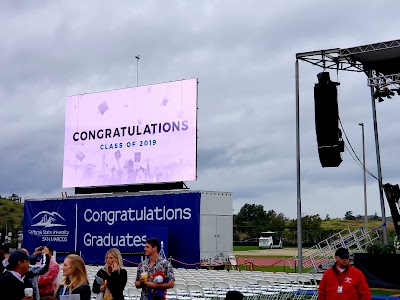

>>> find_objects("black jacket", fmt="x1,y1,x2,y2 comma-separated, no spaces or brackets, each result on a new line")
56,284,91,300
92,268,128,300
0,271,26,300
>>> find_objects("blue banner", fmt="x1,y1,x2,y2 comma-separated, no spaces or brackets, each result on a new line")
23,192,201,265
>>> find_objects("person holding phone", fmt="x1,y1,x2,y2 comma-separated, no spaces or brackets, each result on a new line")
55,254,91,300
92,248,127,300
21,246,51,300
38,246,60,298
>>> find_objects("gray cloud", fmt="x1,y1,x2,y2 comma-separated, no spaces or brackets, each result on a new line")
1,0,400,220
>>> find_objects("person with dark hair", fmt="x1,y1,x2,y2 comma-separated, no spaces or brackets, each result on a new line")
145,238,160,250
135,238,174,300
318,247,371,300
21,247,51,300
0,249,36,300
38,246,60,298
226,291,244,300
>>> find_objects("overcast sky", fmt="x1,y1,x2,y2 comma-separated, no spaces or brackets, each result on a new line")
1,0,400,220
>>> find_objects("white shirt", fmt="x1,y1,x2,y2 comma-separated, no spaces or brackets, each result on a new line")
9,270,25,283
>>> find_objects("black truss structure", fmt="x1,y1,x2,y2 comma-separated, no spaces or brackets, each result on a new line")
295,39,400,272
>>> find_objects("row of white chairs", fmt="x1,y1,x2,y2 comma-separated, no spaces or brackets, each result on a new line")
165,276,318,300
80,265,321,300
173,270,322,284
85,265,322,281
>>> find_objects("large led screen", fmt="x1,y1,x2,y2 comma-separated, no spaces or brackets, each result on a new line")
62,79,197,188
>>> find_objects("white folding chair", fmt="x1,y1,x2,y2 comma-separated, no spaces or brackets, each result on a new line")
275,277,298,300
127,287,142,300
224,278,238,291
174,282,191,300
234,280,257,299
187,283,211,300
294,275,318,300
257,280,280,300
199,280,219,300
213,281,230,298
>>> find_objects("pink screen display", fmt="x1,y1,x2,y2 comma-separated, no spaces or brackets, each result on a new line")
62,79,197,188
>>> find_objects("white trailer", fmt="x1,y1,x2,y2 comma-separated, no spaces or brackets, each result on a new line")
199,191,233,268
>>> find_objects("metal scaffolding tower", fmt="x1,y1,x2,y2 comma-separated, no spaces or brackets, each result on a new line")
295,39,400,272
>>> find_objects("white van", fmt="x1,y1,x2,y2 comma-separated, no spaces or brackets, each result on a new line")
258,231,283,249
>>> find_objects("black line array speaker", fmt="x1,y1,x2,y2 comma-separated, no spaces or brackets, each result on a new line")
314,72,344,167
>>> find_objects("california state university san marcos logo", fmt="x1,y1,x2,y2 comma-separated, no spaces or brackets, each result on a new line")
28,211,70,242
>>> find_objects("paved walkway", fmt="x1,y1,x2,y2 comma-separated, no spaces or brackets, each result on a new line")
234,247,318,257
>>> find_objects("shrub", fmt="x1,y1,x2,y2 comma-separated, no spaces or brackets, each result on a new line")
367,244,396,256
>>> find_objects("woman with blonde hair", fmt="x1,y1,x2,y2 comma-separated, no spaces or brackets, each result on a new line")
92,248,127,300
55,254,91,300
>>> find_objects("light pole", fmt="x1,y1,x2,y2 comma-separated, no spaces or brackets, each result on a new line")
135,55,140,86
4,219,11,243
359,123,368,233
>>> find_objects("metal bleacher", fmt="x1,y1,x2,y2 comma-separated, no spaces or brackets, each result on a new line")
288,227,380,272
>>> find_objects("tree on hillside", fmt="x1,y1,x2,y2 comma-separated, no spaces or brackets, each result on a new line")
285,214,324,244
234,204,292,240
302,214,323,243
235,203,266,227
265,210,287,230
344,211,356,220
372,212,380,220
8,194,21,202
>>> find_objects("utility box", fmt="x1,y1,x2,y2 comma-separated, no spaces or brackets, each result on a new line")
23,190,232,267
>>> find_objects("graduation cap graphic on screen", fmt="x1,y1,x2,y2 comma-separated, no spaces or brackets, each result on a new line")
114,150,121,160
75,151,85,162
98,101,109,115
160,96,169,106
134,152,141,162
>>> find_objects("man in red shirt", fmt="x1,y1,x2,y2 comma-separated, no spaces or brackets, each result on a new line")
318,247,371,300
38,246,60,298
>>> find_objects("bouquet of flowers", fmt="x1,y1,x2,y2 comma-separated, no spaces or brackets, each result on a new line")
148,270,168,300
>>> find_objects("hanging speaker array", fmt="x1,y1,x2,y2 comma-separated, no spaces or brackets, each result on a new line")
314,72,344,167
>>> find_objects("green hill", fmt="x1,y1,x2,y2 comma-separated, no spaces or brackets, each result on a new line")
0,198,24,235
321,219,394,230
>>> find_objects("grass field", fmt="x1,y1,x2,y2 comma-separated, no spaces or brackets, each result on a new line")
233,245,261,251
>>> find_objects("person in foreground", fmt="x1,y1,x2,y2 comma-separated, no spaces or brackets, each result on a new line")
318,247,371,300
135,238,175,300
226,291,243,300
92,248,127,300
0,249,36,300
55,254,91,300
